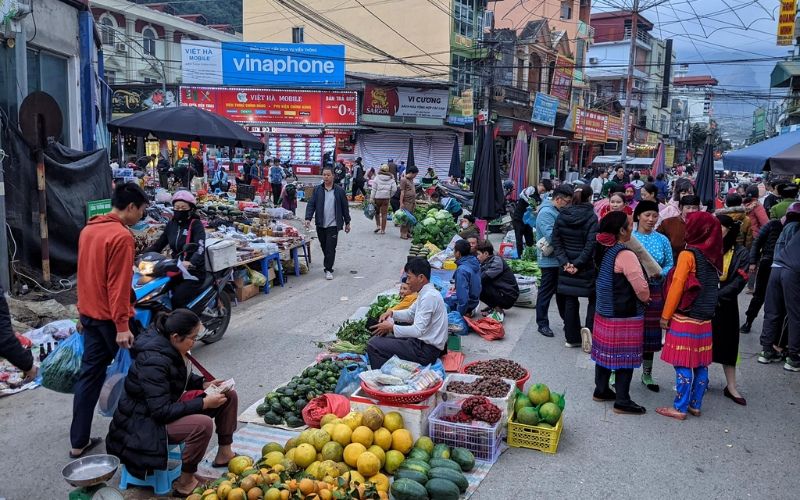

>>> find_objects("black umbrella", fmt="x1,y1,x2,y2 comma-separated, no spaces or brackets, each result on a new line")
471,125,505,220
695,142,716,210
448,136,461,179
406,137,416,167
108,106,264,149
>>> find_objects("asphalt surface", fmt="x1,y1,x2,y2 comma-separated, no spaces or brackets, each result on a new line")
0,201,798,499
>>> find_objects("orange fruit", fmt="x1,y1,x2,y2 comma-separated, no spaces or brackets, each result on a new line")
390,429,413,454
356,452,381,477
343,442,367,467
351,426,374,448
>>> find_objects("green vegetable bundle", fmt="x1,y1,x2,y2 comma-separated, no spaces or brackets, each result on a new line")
367,294,401,319
508,259,541,277
40,333,83,394
335,319,372,345
521,245,537,262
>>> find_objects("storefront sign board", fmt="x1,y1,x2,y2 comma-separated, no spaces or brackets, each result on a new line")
180,87,357,126
181,40,346,88
551,56,574,101
112,85,178,114
778,1,797,45
362,84,448,119
531,93,559,126
574,108,608,143
607,115,624,141
87,199,112,219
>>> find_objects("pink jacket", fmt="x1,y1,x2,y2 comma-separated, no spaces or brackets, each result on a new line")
745,202,768,238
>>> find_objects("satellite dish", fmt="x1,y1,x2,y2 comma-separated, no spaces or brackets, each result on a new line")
19,91,63,149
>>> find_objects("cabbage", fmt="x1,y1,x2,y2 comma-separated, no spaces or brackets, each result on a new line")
435,212,450,221
438,209,451,218
423,218,437,226
428,209,439,217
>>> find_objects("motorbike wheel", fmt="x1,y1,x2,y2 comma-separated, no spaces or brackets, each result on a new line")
200,292,232,344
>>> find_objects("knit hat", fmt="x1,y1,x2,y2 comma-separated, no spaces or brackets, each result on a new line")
634,200,659,221
379,164,390,173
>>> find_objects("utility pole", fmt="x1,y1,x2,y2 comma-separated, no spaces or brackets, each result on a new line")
620,0,640,165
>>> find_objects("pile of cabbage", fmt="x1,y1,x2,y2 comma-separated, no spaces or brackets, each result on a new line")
411,208,459,247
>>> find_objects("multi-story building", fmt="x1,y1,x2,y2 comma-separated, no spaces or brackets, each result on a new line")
770,58,800,132
586,10,675,156
90,0,241,86
491,0,594,108
243,0,500,127
670,68,718,162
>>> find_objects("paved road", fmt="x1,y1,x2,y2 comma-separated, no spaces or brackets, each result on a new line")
0,202,798,499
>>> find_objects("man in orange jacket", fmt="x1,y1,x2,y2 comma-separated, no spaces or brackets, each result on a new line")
69,183,148,458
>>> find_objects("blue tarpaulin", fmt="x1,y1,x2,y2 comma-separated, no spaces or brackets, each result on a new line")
723,131,800,174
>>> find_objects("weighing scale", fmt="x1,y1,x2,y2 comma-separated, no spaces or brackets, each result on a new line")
62,454,124,500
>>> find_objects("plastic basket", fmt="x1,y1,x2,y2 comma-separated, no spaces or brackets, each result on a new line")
507,408,563,454
439,373,516,423
359,380,443,404
460,361,530,390
428,402,503,463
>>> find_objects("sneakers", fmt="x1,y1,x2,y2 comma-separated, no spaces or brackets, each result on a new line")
580,327,592,353
740,321,752,334
757,349,782,364
325,271,333,280
537,326,555,337
784,355,800,372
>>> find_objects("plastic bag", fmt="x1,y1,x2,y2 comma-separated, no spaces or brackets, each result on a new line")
335,362,368,397
463,316,505,341
380,356,420,380
401,208,417,226
247,268,267,287
515,274,537,308
98,348,132,417
302,393,351,427
364,203,376,220
523,206,537,227
447,311,468,336
39,332,84,393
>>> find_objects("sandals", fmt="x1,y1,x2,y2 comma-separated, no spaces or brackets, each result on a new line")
69,437,103,459
373,228,380,233
172,476,201,498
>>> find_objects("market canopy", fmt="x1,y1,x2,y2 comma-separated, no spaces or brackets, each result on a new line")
108,106,265,150
722,131,800,175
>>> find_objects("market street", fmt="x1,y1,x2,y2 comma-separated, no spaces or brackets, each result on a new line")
0,205,798,499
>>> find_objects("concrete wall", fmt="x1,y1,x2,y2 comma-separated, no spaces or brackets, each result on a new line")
492,0,582,46
243,0,450,79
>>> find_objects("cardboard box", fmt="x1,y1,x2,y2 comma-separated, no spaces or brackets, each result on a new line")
235,283,260,302
350,387,436,439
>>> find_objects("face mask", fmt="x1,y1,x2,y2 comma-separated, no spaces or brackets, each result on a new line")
174,210,191,223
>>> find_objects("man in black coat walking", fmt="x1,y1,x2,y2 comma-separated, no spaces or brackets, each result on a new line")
305,167,351,280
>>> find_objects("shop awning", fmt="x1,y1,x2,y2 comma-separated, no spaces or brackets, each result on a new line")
590,155,654,166
723,131,800,174
770,61,800,88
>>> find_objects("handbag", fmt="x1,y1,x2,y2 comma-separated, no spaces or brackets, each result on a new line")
536,236,554,256
178,353,215,402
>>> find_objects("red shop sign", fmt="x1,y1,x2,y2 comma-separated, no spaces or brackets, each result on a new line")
180,86,358,126
575,108,608,143
607,115,624,141
362,84,399,116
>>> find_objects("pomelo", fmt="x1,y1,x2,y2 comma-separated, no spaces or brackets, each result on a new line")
527,383,551,406
514,395,533,414
539,402,562,425
516,406,540,426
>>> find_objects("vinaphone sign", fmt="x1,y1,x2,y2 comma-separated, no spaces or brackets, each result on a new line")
181,40,346,88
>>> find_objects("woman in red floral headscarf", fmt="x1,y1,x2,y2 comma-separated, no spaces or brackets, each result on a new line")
657,212,722,420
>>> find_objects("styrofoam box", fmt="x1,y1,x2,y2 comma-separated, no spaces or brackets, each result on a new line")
349,387,436,439
205,238,237,271
437,373,517,425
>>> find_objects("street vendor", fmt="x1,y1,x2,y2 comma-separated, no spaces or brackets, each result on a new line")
368,259,448,369
445,239,482,317
106,309,238,497
144,191,206,309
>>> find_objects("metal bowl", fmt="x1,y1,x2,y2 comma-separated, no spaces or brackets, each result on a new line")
61,454,120,488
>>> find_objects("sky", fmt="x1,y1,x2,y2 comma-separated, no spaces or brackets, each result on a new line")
594,0,789,125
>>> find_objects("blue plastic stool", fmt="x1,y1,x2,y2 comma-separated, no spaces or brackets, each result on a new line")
119,443,184,495
262,252,284,294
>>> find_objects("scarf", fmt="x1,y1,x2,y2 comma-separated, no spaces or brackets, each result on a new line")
684,211,723,272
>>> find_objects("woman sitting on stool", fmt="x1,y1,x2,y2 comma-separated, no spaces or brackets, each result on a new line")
106,310,238,497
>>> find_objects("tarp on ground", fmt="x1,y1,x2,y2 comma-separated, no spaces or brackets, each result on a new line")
2,126,112,278
723,131,800,175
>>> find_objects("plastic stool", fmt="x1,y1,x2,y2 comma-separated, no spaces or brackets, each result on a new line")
119,443,184,495
262,253,284,294
297,240,311,266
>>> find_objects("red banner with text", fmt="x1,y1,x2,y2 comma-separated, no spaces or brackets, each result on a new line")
575,108,609,143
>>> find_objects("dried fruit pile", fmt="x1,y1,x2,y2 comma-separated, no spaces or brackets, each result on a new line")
464,358,527,380
441,396,502,425
446,376,510,398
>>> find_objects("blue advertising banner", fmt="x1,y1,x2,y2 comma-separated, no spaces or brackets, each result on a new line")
181,40,346,88
531,93,558,126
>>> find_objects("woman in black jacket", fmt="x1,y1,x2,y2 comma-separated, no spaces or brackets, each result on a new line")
510,187,536,258
712,215,750,406
144,191,206,309
552,185,599,347
106,310,237,496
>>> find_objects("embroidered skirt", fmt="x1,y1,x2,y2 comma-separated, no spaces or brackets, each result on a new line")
591,314,644,370
643,281,665,353
660,314,713,368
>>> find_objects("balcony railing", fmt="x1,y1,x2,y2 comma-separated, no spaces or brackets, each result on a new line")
623,27,652,46
494,85,532,104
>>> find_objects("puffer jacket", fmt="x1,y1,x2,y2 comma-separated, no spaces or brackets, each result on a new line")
480,255,520,299
370,173,397,201
106,331,205,479
552,203,598,297
716,206,752,248
534,198,560,268
445,255,482,315
750,219,783,263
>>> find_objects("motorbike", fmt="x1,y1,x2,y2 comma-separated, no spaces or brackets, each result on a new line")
132,244,234,344
280,157,296,180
